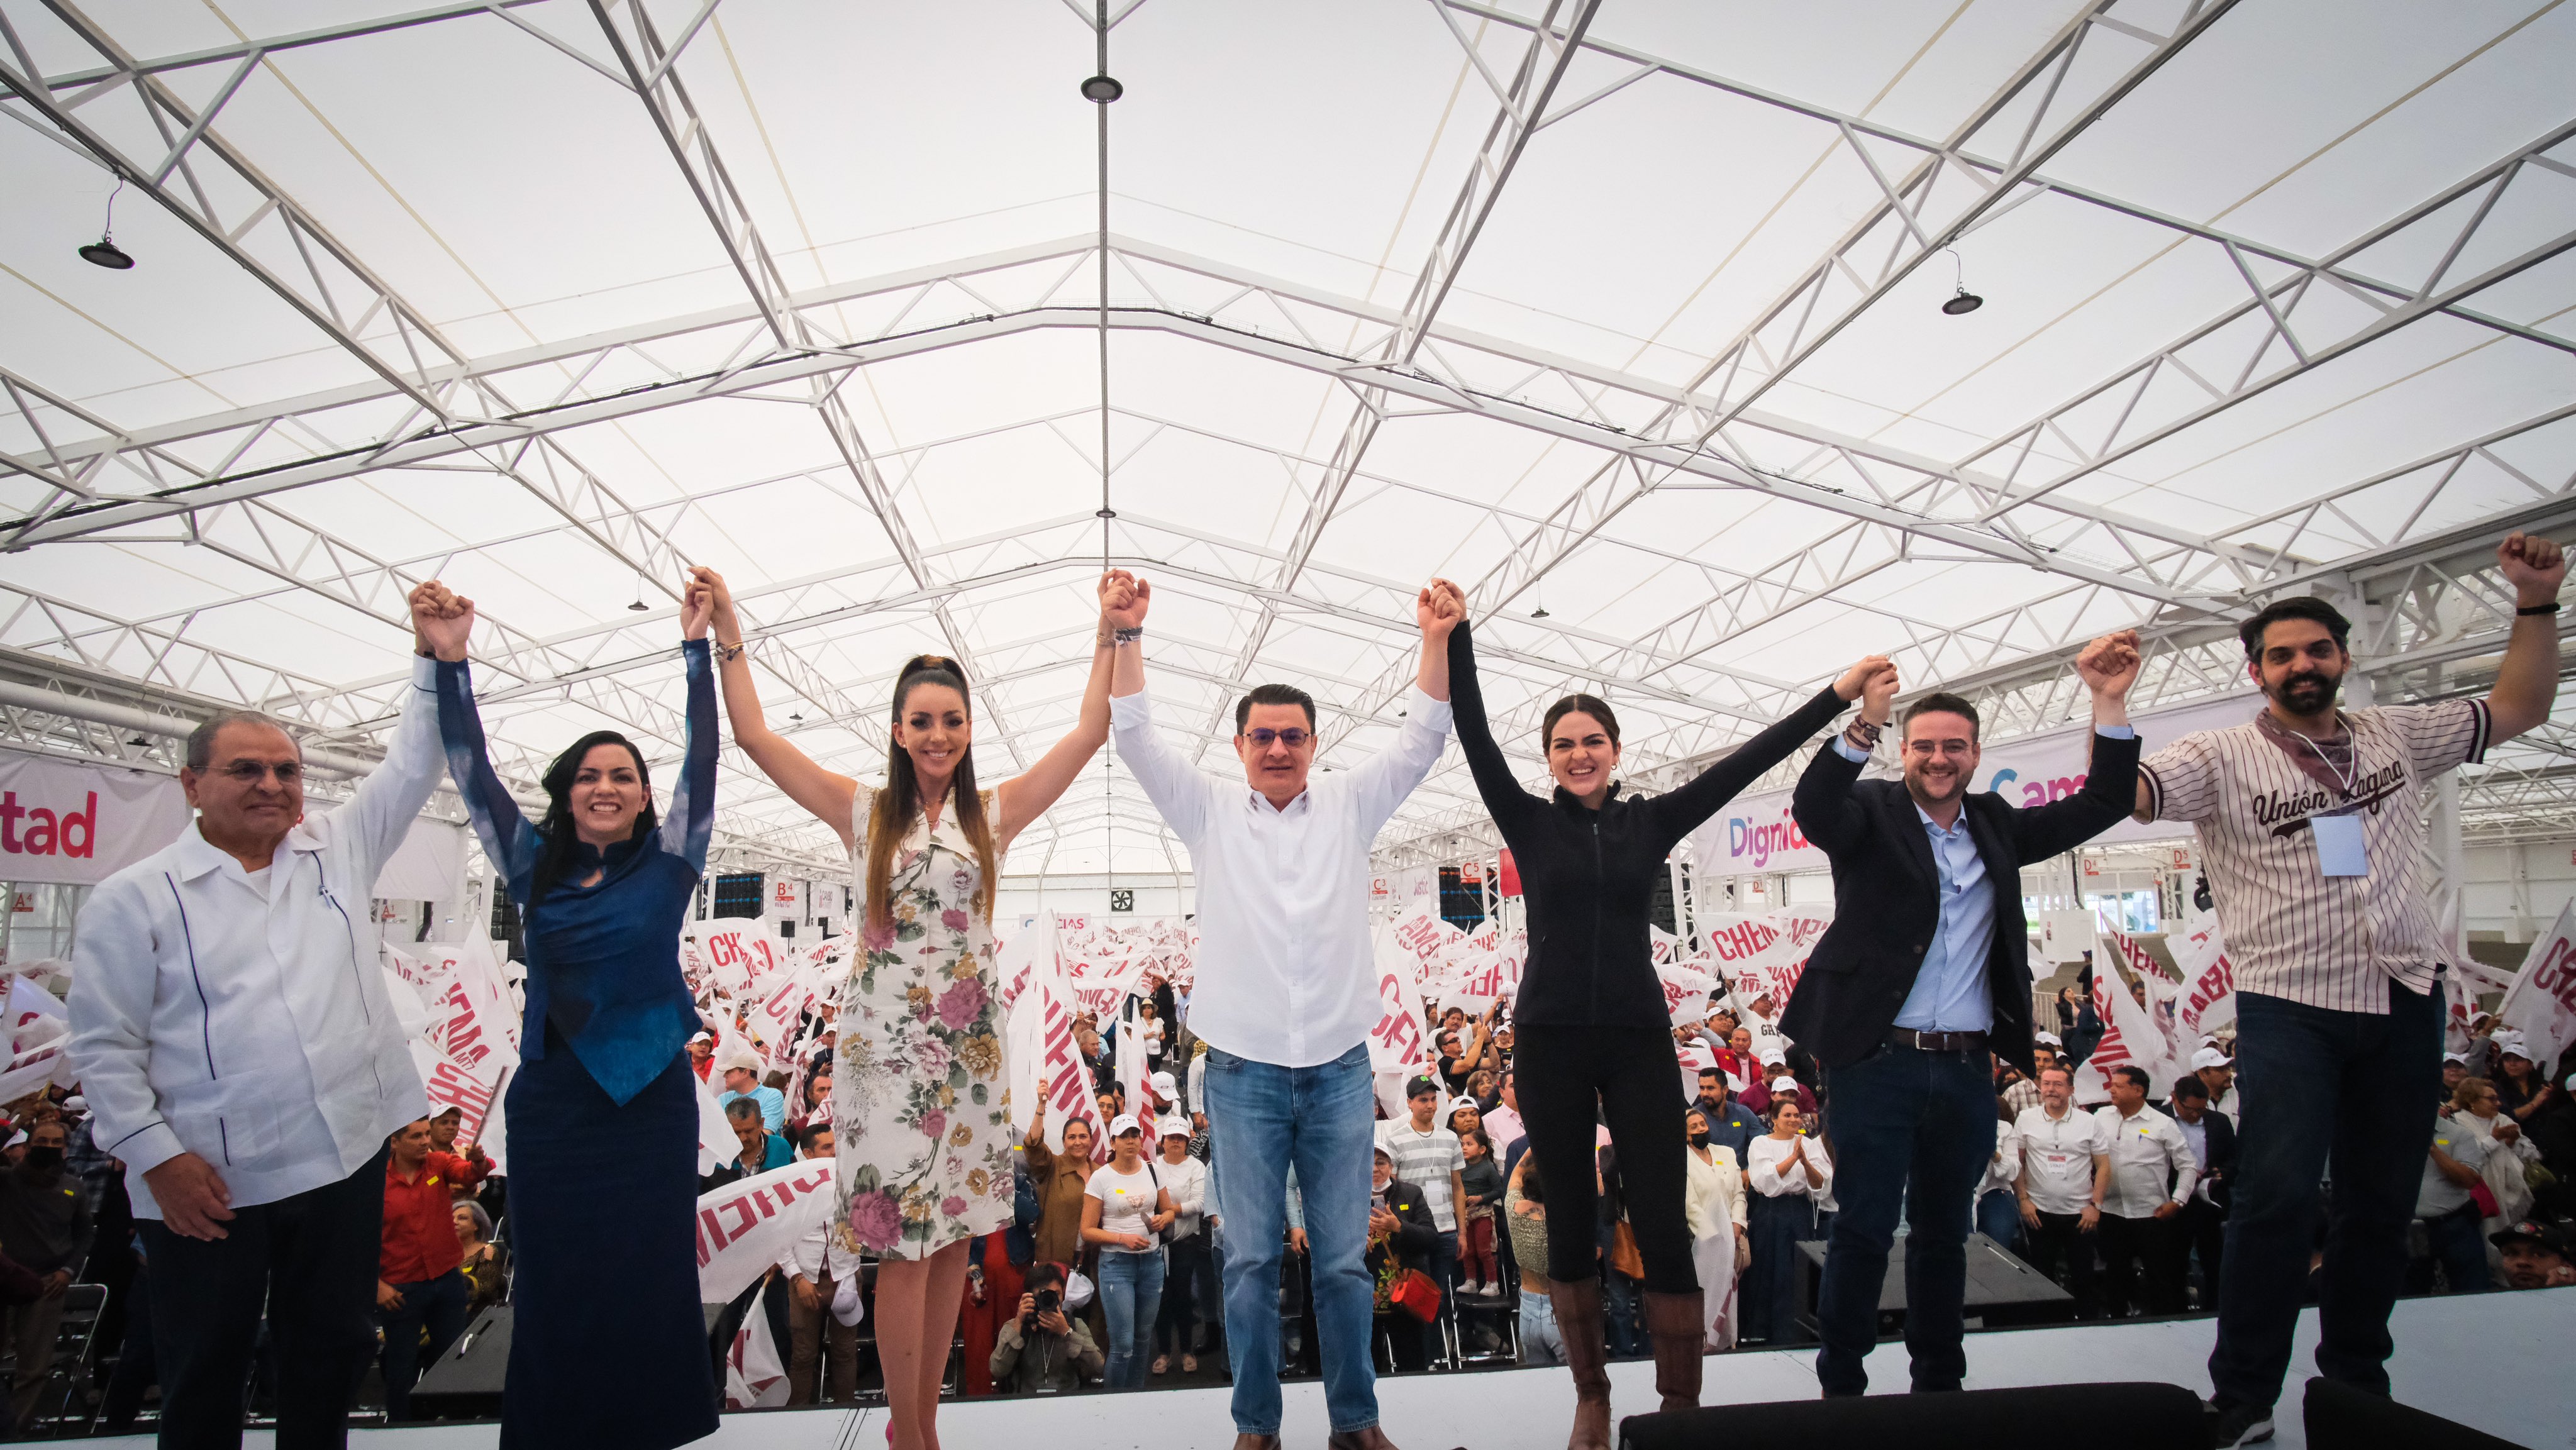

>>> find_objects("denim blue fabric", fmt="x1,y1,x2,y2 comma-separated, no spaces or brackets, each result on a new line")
1204,1041,1377,1435
1517,1290,1566,1364
1097,1248,1166,1388
2209,984,2444,1409
438,638,715,1106
1975,1187,2023,1256
1813,1043,1994,1395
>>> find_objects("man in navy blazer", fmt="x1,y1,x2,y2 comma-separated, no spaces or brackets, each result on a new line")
1781,632,2141,1398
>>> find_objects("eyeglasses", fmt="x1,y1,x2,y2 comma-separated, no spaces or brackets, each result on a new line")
216,761,303,783
1243,728,1314,749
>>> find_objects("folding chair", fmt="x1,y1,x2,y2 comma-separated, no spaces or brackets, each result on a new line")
31,1282,109,1435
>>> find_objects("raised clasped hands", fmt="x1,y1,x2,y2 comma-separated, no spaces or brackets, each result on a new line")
1417,577,1465,640
1834,654,1897,706
2074,628,2143,702
1101,568,1150,631
408,580,474,662
689,566,741,645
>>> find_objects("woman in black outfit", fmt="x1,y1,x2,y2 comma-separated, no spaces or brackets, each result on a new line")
1447,613,1887,1448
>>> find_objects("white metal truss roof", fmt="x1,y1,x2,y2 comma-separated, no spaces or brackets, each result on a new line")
5,0,2575,881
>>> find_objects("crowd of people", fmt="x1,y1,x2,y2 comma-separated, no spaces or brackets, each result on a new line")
17,528,2568,1450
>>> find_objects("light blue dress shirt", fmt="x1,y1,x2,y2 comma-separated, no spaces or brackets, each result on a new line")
1832,726,2135,1034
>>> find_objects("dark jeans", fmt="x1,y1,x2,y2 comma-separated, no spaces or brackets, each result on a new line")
1814,1042,1992,1397
1156,1231,1209,1355
1974,1188,2021,1256
375,1269,470,1420
2097,1214,2185,1317
2407,1204,2494,1296
2177,1197,2226,1307
2021,1210,2100,1318
1425,1229,1460,1327
101,1263,156,1435
137,1144,387,1450
2209,984,2443,1411
1513,1024,1697,1293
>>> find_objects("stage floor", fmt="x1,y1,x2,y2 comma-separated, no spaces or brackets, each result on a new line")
97,1290,2570,1449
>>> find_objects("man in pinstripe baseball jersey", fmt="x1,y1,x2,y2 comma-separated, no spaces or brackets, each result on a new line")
2133,531,2565,1447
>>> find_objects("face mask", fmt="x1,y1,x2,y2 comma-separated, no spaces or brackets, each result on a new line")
23,1146,62,1172
1688,1131,1711,1148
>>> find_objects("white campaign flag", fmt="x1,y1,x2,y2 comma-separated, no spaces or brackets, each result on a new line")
724,1297,792,1408
1653,958,1719,1028
0,978,72,1102
2079,927,2187,1103
696,1157,839,1305
2497,900,2576,1070
1368,922,1435,1117
2163,909,2238,1039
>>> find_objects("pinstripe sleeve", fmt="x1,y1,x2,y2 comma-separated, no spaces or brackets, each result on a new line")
2138,733,2219,822
2379,698,2490,776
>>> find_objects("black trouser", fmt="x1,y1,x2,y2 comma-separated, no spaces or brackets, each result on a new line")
2023,1210,2101,1319
1513,1024,1697,1294
2097,1212,2185,1317
136,1145,387,1450
101,1262,155,1434
2177,1197,2226,1306
375,1269,470,1420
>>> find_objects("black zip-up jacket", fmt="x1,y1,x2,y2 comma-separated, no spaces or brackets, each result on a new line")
1448,620,1848,1029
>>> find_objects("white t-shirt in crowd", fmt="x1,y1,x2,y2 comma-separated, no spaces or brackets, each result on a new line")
1141,1017,1165,1061
2013,1104,2109,1216
1085,1163,1163,1252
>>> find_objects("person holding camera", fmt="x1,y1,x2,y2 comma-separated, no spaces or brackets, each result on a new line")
989,1263,1104,1395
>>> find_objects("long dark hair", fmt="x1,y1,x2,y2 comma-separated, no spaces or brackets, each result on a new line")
1541,693,1620,750
530,730,655,905
865,656,998,932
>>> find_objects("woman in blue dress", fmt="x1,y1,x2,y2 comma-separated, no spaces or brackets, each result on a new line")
433,575,721,1449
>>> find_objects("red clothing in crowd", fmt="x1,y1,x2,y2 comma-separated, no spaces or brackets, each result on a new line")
380,1151,488,1284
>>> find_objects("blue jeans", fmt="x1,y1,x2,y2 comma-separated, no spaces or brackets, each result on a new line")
1098,1249,1167,1388
2413,1205,2493,1296
375,1268,469,1421
1205,1041,1378,1436
2209,985,2443,1410
1814,1043,1994,1397
1518,1289,1565,1364
1975,1188,2023,1256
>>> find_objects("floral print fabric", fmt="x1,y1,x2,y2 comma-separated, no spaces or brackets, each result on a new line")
829,783,1014,1260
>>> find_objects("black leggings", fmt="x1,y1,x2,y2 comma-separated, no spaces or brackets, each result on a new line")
1513,1023,1699,1295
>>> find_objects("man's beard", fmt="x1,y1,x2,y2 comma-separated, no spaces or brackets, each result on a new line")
2270,668,2340,716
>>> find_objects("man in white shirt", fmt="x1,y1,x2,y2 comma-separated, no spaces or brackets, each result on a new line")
779,1123,860,1405
2409,1114,2496,1295
67,584,457,1449
1109,572,1458,1450
2012,1064,2109,1318
2092,1065,2199,1317
2191,1045,2240,1124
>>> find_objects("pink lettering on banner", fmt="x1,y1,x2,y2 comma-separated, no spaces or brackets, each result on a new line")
2534,938,2576,1014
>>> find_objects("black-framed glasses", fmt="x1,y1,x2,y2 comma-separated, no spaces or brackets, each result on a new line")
1243,728,1313,749
216,761,303,783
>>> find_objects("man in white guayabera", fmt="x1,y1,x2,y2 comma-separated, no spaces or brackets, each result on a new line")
1108,572,1461,1450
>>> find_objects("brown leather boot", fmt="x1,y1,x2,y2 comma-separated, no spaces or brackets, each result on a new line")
1231,1437,1280,1450
1642,1289,1706,1414
1550,1277,1613,1450
1325,1429,1400,1450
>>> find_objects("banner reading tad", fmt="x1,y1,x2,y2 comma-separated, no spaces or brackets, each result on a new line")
0,757,190,886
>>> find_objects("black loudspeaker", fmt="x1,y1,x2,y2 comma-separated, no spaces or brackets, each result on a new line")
1617,1381,2204,1450
408,1306,511,1420
2304,1376,2528,1449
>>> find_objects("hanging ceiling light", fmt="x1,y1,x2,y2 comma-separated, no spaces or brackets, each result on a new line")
1940,247,1982,316
79,177,133,270
1080,74,1123,102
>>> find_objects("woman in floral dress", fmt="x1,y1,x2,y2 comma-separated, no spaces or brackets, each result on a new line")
701,567,1135,1450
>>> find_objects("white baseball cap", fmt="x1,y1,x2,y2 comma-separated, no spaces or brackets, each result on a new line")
2494,1029,2533,1060
1106,1114,1142,1139
2190,1046,2233,1070
2033,1031,2063,1047
1770,1076,1799,1095
1150,1071,1178,1097
1158,1115,1191,1141
2443,1051,2469,1066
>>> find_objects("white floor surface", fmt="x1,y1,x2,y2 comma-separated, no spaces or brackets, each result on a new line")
92,1288,2573,1449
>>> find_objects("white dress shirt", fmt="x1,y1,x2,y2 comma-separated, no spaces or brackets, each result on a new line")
1979,1115,2022,1198
1111,683,1452,1068
2013,1104,2108,1215
778,1209,862,1281
2092,1103,2200,1219
67,656,445,1218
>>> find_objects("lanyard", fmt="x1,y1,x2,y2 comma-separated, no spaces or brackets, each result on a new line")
2291,727,2359,798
